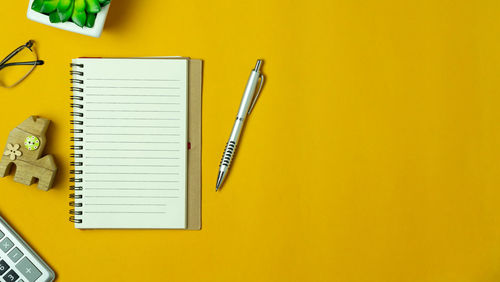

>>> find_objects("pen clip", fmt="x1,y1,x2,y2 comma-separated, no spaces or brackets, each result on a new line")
248,74,264,115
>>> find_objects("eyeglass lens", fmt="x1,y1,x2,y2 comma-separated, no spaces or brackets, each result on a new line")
0,42,42,88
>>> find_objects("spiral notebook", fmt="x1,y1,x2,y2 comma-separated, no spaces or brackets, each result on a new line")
70,58,202,229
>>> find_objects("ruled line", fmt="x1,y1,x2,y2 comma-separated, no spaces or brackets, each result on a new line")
85,157,179,159
84,212,167,214
85,188,179,190
87,78,180,81
86,102,180,105
85,172,179,175
85,125,179,128
86,86,180,89
86,149,179,152
85,141,179,144
85,180,179,182
85,204,167,206
85,118,180,120
85,164,179,167
85,196,179,198
86,94,180,97
86,133,179,136
87,110,180,112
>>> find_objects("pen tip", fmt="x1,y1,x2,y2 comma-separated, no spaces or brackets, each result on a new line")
216,171,224,191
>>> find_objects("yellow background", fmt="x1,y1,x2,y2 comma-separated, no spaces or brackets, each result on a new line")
1,1,499,281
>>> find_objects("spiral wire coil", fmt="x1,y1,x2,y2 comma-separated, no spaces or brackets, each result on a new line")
69,63,84,223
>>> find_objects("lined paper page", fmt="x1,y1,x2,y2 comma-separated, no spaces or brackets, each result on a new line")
74,58,188,229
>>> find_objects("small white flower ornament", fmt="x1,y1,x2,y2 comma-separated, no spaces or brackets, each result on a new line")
3,144,22,161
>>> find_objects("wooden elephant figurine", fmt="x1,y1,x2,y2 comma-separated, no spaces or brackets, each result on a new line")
0,116,57,191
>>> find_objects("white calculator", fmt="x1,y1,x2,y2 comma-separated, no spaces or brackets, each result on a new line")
0,215,55,282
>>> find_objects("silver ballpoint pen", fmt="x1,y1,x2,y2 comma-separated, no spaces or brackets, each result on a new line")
216,60,265,191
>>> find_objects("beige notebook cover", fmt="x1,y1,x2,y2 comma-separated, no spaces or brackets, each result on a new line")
187,59,202,230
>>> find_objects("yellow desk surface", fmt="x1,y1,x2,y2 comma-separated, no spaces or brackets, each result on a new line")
1,1,499,281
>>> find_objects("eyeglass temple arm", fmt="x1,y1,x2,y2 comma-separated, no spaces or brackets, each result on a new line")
0,60,44,71
0,45,27,66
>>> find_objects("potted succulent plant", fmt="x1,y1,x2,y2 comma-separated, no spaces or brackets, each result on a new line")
27,0,111,37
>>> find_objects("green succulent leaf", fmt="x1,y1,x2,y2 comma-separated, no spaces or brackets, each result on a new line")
34,0,59,14
33,0,108,28
98,0,110,7
31,0,44,12
71,10,87,27
74,0,86,12
57,0,73,12
49,11,62,23
58,0,74,22
85,0,101,13
86,13,96,28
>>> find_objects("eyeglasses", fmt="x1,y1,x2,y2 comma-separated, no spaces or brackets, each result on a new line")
0,40,44,88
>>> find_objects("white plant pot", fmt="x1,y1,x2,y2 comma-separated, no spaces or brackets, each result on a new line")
27,0,110,38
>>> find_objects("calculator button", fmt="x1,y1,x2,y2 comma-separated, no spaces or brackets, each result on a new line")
3,269,19,282
0,260,10,275
16,257,41,282
8,247,24,263
0,230,4,239
0,237,14,253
